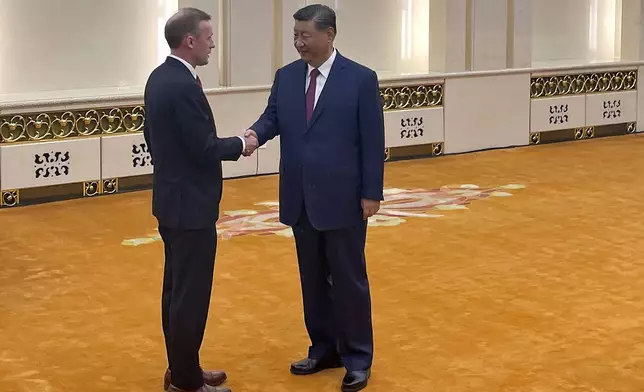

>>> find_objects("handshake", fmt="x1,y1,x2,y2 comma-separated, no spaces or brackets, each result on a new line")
242,129,259,157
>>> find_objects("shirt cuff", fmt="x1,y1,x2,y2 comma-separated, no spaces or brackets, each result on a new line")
237,136,246,152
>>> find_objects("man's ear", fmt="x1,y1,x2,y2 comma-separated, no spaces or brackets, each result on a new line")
185,35,195,49
326,27,336,42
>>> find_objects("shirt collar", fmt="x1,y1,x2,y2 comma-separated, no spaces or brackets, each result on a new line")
168,54,197,79
307,48,337,79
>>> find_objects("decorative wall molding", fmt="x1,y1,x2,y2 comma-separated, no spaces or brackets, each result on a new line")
380,84,444,110
530,70,637,98
528,67,639,146
0,106,145,143
1,64,644,208
0,82,445,146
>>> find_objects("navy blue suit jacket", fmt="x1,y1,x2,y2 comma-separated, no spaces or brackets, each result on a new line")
144,57,243,229
250,52,385,231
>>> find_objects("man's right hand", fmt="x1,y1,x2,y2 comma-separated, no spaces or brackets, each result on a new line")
242,129,259,156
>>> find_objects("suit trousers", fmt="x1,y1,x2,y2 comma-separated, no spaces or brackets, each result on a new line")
158,225,218,390
292,205,374,371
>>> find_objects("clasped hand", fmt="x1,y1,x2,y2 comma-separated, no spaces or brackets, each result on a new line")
242,129,259,156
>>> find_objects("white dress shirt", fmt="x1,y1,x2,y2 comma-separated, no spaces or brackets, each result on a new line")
167,55,246,152
306,48,337,108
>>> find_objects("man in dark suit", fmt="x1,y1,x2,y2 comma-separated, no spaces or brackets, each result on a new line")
143,7,258,392
245,4,385,391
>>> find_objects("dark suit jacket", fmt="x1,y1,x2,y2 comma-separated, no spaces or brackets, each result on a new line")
143,57,243,229
250,52,385,231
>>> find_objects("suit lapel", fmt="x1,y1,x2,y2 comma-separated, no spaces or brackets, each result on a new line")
165,57,217,133
306,54,346,131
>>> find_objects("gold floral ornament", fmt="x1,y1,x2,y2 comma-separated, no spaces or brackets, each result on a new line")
122,184,526,246
25,113,52,140
393,87,412,108
531,70,637,98
52,112,76,138
0,106,146,143
380,84,443,111
123,106,145,132
99,108,123,134
76,110,100,135
0,115,27,142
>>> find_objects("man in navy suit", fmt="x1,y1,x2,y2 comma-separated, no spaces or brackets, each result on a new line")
144,7,257,392
245,4,385,391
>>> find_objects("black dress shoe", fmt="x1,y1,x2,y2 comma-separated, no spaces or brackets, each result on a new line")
341,369,370,392
290,357,343,375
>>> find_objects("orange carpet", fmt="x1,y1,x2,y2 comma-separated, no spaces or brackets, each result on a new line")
1,134,644,391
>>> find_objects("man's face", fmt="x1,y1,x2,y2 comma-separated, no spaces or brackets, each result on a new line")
188,20,215,66
293,20,333,66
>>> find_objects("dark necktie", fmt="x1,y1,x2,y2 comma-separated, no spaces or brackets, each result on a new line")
306,68,320,122
196,75,202,88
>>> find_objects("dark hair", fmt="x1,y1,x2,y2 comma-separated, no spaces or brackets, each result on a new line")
293,4,337,34
164,7,211,49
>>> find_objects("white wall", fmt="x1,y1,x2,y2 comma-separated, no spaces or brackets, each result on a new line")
429,0,467,73
281,0,430,78
470,0,508,71
532,0,592,66
509,0,533,68
615,0,644,62
0,0,173,100
531,0,621,67
225,0,275,86
0,0,641,103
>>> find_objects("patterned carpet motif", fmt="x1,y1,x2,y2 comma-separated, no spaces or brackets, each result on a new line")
121,184,525,245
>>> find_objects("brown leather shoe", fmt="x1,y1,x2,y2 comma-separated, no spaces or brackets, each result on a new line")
164,369,227,391
166,384,231,392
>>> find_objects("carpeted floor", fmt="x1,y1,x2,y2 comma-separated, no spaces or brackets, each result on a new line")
1,134,644,391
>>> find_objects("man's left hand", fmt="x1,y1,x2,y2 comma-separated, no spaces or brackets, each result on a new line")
361,198,380,220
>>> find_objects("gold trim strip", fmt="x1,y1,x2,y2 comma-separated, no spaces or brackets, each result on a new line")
530,70,637,98
530,123,636,145
0,106,145,144
0,81,438,142
385,143,444,161
0,175,149,208
380,84,443,111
